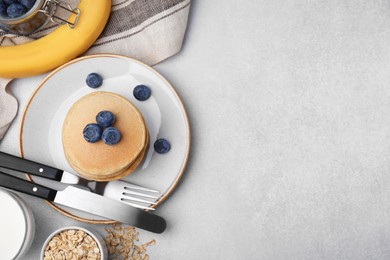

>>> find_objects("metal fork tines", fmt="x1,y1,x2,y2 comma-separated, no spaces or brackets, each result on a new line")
60,171,159,210
100,181,160,211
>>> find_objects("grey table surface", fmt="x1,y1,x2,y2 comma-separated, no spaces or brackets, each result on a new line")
2,0,390,259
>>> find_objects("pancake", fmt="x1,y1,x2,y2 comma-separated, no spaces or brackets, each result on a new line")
70,129,149,181
62,91,147,181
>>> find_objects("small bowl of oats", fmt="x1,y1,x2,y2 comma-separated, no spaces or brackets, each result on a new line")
41,226,108,260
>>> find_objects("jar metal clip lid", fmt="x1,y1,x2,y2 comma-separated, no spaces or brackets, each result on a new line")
39,0,80,29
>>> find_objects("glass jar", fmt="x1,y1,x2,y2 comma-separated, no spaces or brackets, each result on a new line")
0,0,79,35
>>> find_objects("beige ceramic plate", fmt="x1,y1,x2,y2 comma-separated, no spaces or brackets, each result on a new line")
19,54,190,224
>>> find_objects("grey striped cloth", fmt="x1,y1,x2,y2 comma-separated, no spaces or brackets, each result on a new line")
88,0,191,65
0,0,191,140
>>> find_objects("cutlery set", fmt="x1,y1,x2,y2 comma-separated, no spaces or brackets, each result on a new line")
0,151,166,234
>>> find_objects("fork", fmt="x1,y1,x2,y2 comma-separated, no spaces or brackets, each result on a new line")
0,151,159,210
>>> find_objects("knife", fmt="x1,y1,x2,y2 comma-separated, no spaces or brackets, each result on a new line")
0,171,166,234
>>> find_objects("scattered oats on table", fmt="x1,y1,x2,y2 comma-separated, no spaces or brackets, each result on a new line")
104,224,156,260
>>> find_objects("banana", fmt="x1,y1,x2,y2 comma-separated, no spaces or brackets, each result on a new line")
0,0,111,78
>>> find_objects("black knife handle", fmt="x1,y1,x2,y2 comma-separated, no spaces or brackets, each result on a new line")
0,171,57,201
0,152,63,181
137,212,167,234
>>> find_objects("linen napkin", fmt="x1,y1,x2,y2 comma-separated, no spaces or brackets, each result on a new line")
0,0,191,140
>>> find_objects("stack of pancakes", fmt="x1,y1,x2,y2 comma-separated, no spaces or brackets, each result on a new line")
62,91,148,181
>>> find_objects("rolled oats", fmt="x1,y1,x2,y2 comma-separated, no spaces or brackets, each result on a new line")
104,224,155,260
44,229,101,260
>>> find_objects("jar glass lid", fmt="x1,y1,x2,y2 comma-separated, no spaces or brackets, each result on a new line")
0,189,27,259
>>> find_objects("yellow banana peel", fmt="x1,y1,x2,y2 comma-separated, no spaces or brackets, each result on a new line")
0,0,111,78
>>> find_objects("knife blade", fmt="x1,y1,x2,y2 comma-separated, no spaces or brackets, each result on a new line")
0,171,166,233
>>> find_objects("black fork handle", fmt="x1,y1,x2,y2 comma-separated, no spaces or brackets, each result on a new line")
0,152,63,181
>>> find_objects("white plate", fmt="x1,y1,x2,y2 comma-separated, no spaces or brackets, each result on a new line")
19,54,190,223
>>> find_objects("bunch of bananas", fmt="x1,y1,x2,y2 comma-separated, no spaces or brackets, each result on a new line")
0,0,111,78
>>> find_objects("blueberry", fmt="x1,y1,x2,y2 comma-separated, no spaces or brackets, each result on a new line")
83,123,102,143
102,127,121,145
133,84,151,101
0,2,7,16
86,73,103,88
19,0,36,9
7,3,26,18
154,138,171,154
96,110,115,128
3,0,17,5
